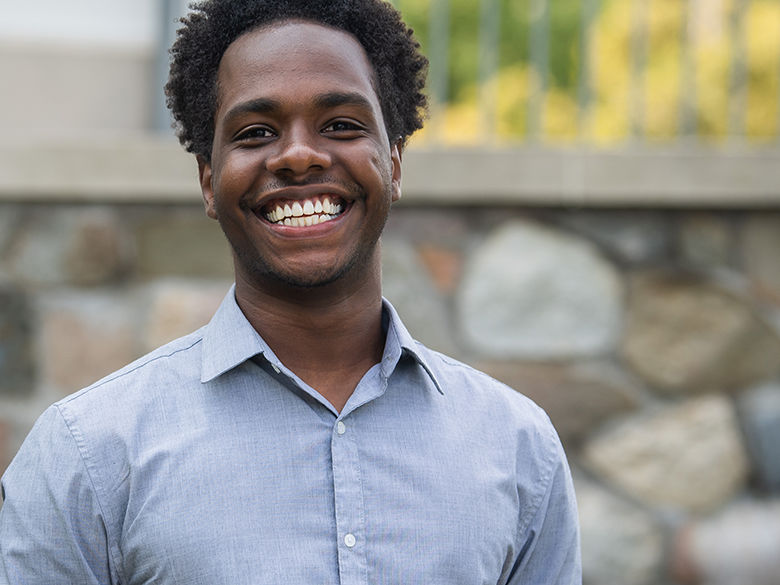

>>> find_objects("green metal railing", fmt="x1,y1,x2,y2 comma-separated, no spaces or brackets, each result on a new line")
157,0,779,146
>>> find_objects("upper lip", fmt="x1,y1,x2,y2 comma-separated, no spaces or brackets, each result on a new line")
249,184,355,212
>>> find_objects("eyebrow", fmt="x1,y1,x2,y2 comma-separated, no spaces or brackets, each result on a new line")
222,91,375,126
313,91,374,112
223,97,282,126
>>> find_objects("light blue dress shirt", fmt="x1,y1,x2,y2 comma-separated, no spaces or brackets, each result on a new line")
0,287,580,584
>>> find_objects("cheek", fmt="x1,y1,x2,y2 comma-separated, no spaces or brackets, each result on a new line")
215,154,259,199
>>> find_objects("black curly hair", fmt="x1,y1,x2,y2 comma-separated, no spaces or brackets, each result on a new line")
165,0,429,161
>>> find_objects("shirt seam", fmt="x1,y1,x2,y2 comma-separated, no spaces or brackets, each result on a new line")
58,337,204,405
513,413,559,564
53,404,125,585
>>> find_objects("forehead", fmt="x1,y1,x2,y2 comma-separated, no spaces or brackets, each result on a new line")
215,20,380,115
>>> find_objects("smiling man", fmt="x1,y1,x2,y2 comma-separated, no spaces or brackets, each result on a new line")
0,1,580,583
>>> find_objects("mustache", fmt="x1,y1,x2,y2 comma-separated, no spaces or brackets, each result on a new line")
262,174,361,196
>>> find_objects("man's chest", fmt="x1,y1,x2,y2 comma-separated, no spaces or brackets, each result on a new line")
114,407,521,585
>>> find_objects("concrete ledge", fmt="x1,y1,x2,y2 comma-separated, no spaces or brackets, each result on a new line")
1,137,779,207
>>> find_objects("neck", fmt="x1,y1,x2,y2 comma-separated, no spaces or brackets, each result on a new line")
234,262,385,412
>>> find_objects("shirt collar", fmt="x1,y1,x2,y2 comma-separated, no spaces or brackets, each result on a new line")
200,285,444,395
379,297,444,395
200,284,270,383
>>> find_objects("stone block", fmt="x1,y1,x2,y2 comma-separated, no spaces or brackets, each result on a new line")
557,210,671,264
39,291,139,392
575,473,664,585
4,207,131,287
672,499,780,585
0,204,21,255
135,213,233,279
416,243,463,295
6,209,70,286
737,381,780,491
583,395,749,512
0,287,35,396
382,239,459,356
678,213,733,268
622,273,780,394
457,220,623,358
476,360,640,446
63,209,132,286
385,208,472,249
742,213,780,305
142,280,231,351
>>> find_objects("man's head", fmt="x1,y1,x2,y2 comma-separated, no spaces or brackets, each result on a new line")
166,0,428,162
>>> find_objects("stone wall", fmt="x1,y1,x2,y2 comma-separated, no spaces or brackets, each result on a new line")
1,200,779,584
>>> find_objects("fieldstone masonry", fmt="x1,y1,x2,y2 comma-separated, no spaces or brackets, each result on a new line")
1,201,780,585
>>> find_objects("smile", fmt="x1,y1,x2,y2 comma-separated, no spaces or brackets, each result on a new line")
261,194,346,227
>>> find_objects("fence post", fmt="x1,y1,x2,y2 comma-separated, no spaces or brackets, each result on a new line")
728,0,749,140
479,0,501,144
429,0,451,142
578,0,598,141
528,0,550,142
153,0,179,134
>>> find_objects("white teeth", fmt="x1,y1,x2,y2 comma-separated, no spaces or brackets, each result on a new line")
265,196,344,226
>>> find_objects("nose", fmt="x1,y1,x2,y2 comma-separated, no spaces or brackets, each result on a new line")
265,125,331,176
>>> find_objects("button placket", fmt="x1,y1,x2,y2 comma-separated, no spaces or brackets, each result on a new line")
330,416,368,584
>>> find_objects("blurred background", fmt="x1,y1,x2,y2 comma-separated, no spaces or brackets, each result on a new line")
1,1,780,584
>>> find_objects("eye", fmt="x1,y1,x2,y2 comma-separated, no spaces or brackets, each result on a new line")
322,120,365,136
234,125,276,142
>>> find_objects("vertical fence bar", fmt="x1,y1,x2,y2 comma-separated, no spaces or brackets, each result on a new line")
528,0,550,141
679,0,698,140
728,0,749,139
629,0,649,140
577,0,598,140
153,0,178,133
777,1,780,141
479,0,500,143
429,0,451,142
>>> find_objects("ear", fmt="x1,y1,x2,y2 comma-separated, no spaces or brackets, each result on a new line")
197,155,218,219
390,140,403,203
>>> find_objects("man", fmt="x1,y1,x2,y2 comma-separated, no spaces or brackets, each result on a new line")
0,0,580,583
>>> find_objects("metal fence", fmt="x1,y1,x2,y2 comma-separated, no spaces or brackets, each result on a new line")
157,0,780,147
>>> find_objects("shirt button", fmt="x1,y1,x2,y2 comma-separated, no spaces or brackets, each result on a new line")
336,421,346,435
271,364,281,374
344,533,356,548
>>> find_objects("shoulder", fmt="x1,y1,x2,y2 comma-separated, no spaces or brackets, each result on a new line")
416,343,552,420
412,342,562,458
42,328,208,481
57,327,206,417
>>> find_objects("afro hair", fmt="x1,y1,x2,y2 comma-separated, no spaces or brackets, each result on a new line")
165,0,429,161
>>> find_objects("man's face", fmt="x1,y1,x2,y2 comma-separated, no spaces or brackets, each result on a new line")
198,20,402,291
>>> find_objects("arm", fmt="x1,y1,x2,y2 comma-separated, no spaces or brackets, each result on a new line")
506,441,582,585
0,406,116,584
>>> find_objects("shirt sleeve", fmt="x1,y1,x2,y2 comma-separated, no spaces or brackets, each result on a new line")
506,438,582,585
0,406,116,585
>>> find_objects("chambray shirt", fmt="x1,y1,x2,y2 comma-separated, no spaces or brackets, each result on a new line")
0,287,580,585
